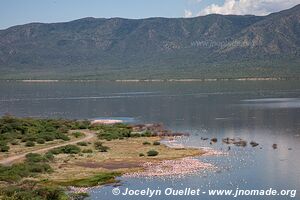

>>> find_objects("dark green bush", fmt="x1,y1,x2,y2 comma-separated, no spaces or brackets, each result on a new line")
25,153,47,163
153,141,160,145
147,150,159,157
36,138,45,144
92,124,133,140
49,145,81,155
139,153,145,157
0,143,10,152
94,141,109,152
77,141,88,146
143,141,151,145
72,132,84,138
44,152,55,161
10,140,19,145
0,185,67,200
82,149,93,153
42,134,55,141
25,141,35,147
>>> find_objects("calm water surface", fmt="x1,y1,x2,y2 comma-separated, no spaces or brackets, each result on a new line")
0,81,299,200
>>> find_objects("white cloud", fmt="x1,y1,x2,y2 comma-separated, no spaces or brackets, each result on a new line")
198,0,300,16
184,9,193,17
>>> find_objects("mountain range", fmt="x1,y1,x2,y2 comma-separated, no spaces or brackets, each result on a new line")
0,4,299,80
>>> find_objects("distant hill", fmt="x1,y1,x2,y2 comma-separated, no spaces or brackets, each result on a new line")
0,5,299,80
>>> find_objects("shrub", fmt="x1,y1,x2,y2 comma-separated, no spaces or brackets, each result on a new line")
94,141,103,148
139,153,145,157
42,135,55,141
49,148,62,155
36,138,45,144
25,141,35,147
0,144,10,152
72,132,84,138
82,149,93,153
44,152,55,161
141,131,153,137
10,140,19,145
153,141,160,145
60,145,81,154
94,141,109,152
28,163,52,173
25,153,47,163
77,141,88,146
143,141,151,145
147,150,159,157
97,145,109,152
55,132,70,141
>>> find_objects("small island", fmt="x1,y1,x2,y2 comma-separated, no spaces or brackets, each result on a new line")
0,115,211,200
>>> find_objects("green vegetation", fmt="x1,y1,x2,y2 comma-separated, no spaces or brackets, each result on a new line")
147,150,159,157
92,124,132,140
0,141,10,152
94,142,109,152
153,141,160,146
0,115,91,152
72,132,84,138
25,141,35,147
69,192,89,200
57,172,121,187
143,141,151,145
36,138,46,144
92,124,155,141
48,145,81,155
76,141,88,146
0,153,52,183
82,149,93,153
0,182,68,200
10,140,19,145
139,153,145,157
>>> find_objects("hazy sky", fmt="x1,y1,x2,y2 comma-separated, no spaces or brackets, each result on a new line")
0,0,299,29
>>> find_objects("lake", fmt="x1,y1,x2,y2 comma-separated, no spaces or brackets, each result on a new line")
0,80,299,199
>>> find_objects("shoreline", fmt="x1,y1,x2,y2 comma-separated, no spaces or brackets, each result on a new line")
1,77,300,83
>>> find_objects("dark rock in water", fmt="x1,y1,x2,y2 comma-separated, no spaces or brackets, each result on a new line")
222,137,236,144
228,146,231,151
201,137,209,141
250,141,259,147
222,138,230,144
211,138,218,143
234,140,247,147
272,144,278,149
288,148,292,150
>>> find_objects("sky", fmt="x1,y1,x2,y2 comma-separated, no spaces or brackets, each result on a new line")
0,0,299,30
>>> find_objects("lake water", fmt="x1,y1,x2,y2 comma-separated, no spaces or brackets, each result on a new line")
0,80,299,199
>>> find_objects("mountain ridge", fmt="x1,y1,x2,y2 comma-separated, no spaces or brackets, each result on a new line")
0,4,299,80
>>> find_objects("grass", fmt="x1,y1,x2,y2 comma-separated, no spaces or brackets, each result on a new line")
56,172,121,187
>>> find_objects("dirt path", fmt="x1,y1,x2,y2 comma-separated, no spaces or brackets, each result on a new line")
0,130,96,166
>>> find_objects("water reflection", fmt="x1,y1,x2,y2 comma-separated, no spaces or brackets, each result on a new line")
0,81,299,199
